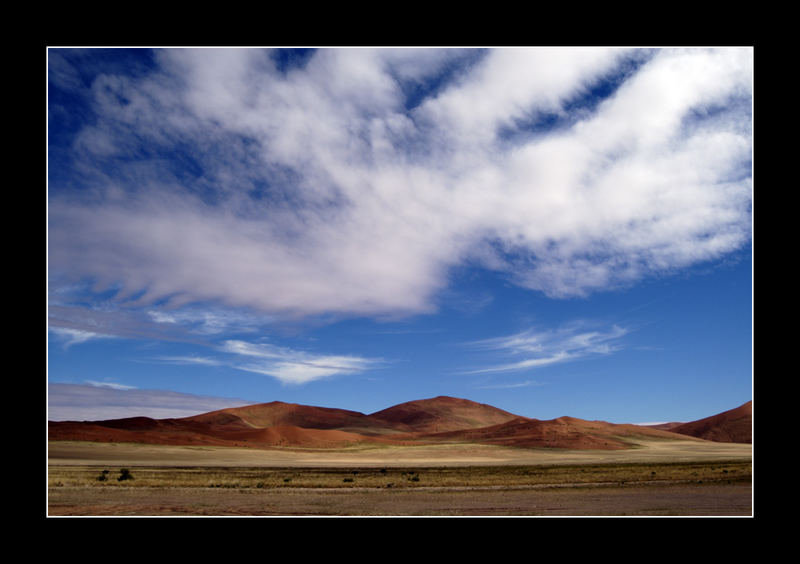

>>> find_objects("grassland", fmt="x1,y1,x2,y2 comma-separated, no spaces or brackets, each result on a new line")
47,438,752,516
49,460,751,489
48,436,752,467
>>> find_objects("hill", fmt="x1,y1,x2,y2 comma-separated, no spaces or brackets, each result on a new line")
185,401,400,435
367,395,519,433
48,396,751,450
416,415,702,450
667,401,752,444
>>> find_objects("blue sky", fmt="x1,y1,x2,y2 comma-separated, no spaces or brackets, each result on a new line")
47,47,753,424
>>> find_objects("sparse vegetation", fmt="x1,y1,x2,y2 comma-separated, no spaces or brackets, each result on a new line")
47,461,752,516
46,407,753,516
48,460,751,490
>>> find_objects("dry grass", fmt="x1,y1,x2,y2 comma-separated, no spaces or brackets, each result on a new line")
47,439,753,516
48,460,751,490
47,437,753,468
47,462,753,516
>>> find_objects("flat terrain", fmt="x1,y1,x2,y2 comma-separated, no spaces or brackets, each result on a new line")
47,438,752,516
48,437,752,467
48,479,751,516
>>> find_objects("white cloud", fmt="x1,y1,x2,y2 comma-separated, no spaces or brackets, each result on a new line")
476,380,544,389
220,339,383,385
84,380,137,390
48,382,253,421
147,307,269,335
48,47,753,318
464,322,629,374
150,356,222,366
49,327,111,349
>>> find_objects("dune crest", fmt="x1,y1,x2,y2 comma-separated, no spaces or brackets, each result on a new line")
48,396,752,450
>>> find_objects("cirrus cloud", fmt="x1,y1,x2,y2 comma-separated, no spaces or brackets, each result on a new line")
48,382,253,421
48,47,752,320
219,339,384,385
463,322,630,375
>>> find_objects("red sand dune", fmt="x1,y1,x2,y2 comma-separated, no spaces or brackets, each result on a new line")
414,415,701,450
216,425,379,448
47,396,752,450
667,401,752,444
367,395,519,433
184,401,399,435
47,419,242,447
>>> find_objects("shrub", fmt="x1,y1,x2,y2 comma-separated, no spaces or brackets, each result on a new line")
118,468,134,482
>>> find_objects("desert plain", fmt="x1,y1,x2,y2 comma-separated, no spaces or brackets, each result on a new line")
47,440,752,517
47,396,753,516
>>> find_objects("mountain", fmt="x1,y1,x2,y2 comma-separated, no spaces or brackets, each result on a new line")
367,395,519,433
47,396,751,450
415,415,702,450
665,401,752,444
184,401,401,436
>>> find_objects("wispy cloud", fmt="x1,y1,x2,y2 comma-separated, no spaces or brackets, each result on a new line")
463,322,629,374
150,355,223,366
84,380,137,390
48,382,253,421
138,340,382,385
48,47,752,320
49,327,112,349
48,298,274,349
147,308,270,335
220,340,383,385
476,380,544,389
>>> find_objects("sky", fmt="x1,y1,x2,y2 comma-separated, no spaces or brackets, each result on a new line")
47,47,753,424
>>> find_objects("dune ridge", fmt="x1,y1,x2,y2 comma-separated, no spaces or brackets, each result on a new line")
48,395,752,450
667,401,752,444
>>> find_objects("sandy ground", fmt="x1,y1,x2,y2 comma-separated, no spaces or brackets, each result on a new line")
48,438,752,467
47,482,752,516
47,439,753,516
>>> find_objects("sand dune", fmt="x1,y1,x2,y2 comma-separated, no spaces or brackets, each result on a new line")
48,395,752,450
667,401,752,444
410,415,704,450
366,396,519,433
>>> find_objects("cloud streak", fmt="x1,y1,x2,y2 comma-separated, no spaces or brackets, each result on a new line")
48,47,752,320
48,382,253,421
49,327,113,349
133,339,384,385
220,340,383,385
463,322,630,374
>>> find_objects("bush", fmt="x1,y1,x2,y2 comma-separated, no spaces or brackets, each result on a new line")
117,468,134,482
97,469,109,482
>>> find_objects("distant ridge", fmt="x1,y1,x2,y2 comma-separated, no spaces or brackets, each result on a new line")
367,395,519,433
48,396,752,450
184,401,399,436
666,401,752,444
